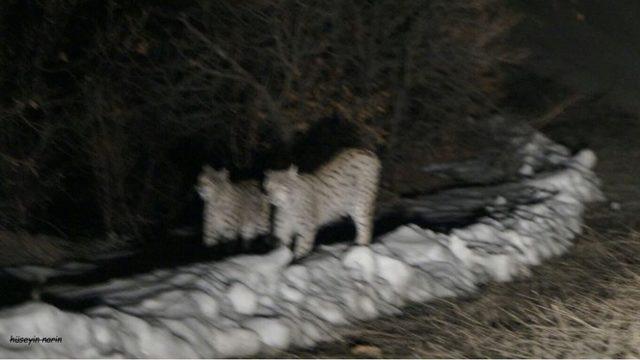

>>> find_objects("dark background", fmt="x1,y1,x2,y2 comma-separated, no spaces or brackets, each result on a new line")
0,0,637,255
511,0,640,112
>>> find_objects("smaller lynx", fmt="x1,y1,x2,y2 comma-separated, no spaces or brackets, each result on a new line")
264,148,381,258
196,166,270,247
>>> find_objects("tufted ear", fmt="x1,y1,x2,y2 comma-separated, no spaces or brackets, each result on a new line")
202,164,215,174
202,167,229,181
202,165,215,177
288,165,299,176
264,170,275,183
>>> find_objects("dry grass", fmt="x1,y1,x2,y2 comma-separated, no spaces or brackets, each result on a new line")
409,229,640,358
279,226,640,358
279,104,640,358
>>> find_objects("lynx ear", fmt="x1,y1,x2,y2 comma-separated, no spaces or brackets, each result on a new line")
202,165,216,177
288,165,299,176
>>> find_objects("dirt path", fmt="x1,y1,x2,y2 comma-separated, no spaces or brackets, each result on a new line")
279,103,640,358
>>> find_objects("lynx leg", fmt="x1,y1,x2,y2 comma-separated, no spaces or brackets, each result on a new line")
354,184,377,246
280,230,294,248
203,219,220,246
273,213,294,249
354,206,374,245
294,227,315,259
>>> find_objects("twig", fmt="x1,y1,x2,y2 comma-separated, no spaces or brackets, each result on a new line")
532,93,585,129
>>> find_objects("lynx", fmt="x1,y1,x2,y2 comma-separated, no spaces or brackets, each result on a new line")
196,166,270,247
264,148,381,258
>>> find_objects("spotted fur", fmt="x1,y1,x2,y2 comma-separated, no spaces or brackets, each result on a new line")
196,166,270,247
264,148,381,258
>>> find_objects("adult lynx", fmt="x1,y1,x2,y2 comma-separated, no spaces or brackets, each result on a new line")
264,149,381,258
197,166,270,247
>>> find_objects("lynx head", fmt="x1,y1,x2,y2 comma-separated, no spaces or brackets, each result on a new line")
196,165,230,201
264,165,299,207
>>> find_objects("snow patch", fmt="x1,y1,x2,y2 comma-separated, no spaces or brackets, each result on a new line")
227,282,258,315
0,137,603,358
243,317,291,350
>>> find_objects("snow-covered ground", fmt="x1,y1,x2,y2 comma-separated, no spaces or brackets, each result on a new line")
0,135,603,358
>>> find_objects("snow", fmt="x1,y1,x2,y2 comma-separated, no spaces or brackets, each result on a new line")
375,254,413,295
191,290,220,318
226,282,258,315
243,317,291,350
519,163,535,176
0,133,604,358
307,298,347,324
211,328,260,358
342,246,377,283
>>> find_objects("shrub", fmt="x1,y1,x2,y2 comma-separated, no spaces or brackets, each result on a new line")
0,0,522,240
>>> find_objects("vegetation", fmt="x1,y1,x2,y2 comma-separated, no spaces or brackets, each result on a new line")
0,0,522,241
